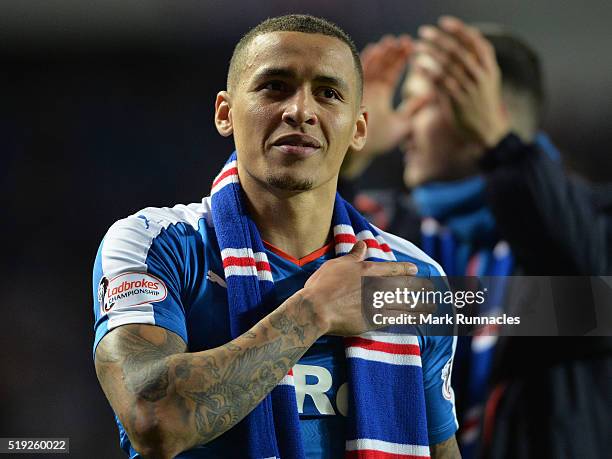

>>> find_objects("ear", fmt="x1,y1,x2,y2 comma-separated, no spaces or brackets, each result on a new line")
350,107,368,151
215,91,233,137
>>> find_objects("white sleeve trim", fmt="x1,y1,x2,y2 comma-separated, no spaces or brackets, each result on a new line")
100,201,209,331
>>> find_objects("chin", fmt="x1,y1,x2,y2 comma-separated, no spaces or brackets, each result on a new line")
266,173,314,192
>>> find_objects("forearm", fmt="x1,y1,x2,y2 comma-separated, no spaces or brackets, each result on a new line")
96,291,325,458
430,435,461,459
164,291,323,451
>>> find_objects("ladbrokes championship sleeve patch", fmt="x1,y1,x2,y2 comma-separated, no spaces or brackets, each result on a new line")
99,272,168,315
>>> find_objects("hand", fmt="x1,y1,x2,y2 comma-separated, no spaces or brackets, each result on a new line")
342,35,431,179
301,241,423,336
360,35,432,157
415,16,510,151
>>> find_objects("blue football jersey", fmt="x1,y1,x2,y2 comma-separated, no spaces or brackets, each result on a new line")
92,198,458,458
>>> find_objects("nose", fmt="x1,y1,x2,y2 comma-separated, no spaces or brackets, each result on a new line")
282,87,318,127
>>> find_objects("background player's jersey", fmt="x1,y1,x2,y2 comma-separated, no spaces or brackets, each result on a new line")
92,198,458,458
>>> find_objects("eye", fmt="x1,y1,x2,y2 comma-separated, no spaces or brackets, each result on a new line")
262,80,287,92
318,87,341,100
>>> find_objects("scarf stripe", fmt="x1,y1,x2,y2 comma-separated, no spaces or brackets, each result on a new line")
357,332,421,345
335,227,395,261
345,347,422,367
210,152,430,458
211,171,240,195
346,337,421,356
221,248,274,281
346,439,430,458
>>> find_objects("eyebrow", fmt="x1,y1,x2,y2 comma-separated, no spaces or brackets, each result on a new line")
252,67,350,93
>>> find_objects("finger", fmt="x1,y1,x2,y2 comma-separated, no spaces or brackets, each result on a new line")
414,41,450,78
416,39,483,85
360,44,375,63
362,39,393,65
398,34,414,52
439,16,497,74
371,274,434,291
437,16,479,55
447,61,477,95
418,25,484,82
362,261,419,276
380,37,413,74
363,43,394,80
414,55,473,107
363,39,412,90
348,240,367,260
440,75,468,106
419,25,462,61
384,300,438,315
379,34,396,47
414,66,468,117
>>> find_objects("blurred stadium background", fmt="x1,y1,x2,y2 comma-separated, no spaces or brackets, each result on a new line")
1,1,611,457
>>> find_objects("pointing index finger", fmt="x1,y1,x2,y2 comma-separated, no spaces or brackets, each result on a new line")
363,261,419,276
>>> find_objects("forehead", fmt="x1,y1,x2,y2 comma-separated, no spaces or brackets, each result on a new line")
241,31,357,87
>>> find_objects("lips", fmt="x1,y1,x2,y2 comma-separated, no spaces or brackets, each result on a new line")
272,134,322,157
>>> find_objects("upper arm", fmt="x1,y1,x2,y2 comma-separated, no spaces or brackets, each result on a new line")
93,213,191,356
430,435,461,459
94,324,187,444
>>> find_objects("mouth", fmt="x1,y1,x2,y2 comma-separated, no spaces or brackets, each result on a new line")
272,134,322,157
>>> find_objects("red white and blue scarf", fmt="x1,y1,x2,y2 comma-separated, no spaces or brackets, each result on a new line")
210,152,430,459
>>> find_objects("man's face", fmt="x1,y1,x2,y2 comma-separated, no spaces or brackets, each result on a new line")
219,31,365,192
399,57,477,188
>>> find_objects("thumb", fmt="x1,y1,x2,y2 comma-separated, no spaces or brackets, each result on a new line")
348,240,367,260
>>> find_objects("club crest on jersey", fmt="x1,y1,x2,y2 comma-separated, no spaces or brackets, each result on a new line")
100,272,167,315
441,356,454,401
98,277,109,307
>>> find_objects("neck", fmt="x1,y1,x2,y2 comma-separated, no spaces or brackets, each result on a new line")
238,168,337,260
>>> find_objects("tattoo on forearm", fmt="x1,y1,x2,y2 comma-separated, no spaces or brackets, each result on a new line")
95,294,321,450
181,340,306,442
270,294,316,344
224,342,241,352
178,295,320,444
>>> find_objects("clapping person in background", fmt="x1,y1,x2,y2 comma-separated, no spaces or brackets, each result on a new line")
342,16,612,458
